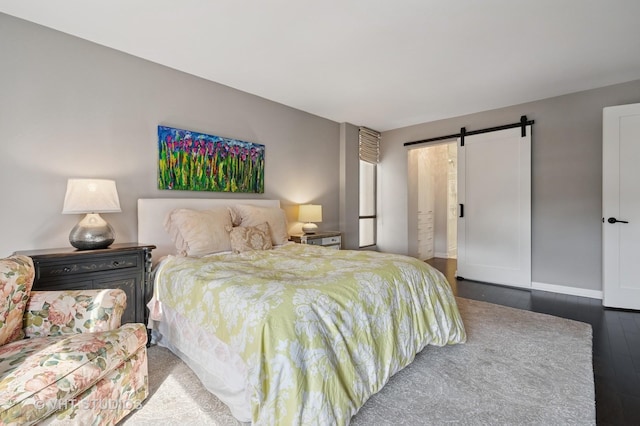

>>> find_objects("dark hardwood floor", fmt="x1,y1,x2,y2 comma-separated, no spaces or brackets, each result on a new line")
426,257,640,426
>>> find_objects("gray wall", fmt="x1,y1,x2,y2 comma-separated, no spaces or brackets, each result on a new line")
339,122,360,249
380,79,640,292
3,12,639,294
0,14,340,257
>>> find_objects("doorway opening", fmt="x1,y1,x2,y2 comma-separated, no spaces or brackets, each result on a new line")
408,142,458,261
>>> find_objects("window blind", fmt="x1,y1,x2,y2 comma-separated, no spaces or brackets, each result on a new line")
359,127,380,164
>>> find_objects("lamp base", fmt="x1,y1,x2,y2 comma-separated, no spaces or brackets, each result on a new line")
69,213,115,250
302,223,318,234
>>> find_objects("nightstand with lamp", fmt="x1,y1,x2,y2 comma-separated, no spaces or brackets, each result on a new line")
290,204,342,249
16,178,156,327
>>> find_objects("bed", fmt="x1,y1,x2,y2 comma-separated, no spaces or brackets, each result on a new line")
138,198,466,425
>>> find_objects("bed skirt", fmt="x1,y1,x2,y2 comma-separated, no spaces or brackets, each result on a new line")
149,301,252,422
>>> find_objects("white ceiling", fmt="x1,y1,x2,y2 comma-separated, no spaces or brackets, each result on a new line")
2,0,640,131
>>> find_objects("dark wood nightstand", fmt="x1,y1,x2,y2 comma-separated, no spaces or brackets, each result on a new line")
289,231,342,249
15,243,155,326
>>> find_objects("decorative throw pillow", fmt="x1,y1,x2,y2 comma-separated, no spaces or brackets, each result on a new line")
164,207,233,256
0,254,35,346
230,223,273,253
234,204,289,246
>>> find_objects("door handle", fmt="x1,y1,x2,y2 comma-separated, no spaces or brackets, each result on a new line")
607,217,629,224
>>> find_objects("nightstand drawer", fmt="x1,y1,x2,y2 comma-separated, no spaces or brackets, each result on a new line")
306,236,341,246
31,279,93,290
290,232,342,248
322,236,341,246
36,254,139,279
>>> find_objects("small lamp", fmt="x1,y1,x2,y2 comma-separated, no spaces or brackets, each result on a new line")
62,179,121,250
299,204,322,234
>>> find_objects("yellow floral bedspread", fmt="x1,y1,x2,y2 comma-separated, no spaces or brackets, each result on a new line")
153,243,466,425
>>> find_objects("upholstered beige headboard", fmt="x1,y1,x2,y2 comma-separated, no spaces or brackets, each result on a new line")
137,198,280,264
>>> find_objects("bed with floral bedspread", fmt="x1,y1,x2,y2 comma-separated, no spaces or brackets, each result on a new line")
148,243,466,425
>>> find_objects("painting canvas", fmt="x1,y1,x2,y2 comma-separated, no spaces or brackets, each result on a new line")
158,126,265,193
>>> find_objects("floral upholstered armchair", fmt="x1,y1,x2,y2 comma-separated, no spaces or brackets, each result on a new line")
0,255,148,425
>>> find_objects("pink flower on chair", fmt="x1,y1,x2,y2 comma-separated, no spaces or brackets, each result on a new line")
25,371,59,402
1,280,13,300
79,337,106,354
72,366,102,391
49,296,78,326
94,377,120,402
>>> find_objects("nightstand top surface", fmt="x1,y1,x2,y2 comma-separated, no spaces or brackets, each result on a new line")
15,242,156,258
289,231,341,239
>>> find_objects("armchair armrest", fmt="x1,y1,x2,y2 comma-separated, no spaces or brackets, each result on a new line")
23,289,127,338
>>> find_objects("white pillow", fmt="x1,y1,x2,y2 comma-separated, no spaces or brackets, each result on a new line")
234,204,289,245
164,207,232,256
228,206,242,227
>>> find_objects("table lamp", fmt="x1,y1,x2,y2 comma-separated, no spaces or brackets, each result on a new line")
62,179,121,250
299,204,322,234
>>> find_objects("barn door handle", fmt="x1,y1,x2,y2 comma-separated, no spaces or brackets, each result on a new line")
607,217,629,224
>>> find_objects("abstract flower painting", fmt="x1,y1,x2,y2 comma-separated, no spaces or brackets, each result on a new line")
158,126,265,193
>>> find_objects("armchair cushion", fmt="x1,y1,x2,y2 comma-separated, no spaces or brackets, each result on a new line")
0,255,35,346
23,289,127,339
0,323,147,424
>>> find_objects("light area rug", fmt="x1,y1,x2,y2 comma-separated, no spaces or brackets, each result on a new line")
121,297,595,425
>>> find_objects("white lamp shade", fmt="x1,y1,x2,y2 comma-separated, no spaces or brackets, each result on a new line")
62,179,121,214
298,204,322,223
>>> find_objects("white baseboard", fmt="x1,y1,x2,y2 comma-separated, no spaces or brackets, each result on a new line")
531,281,602,300
434,252,449,258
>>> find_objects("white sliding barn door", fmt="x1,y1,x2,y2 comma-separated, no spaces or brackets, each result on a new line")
603,103,640,310
457,126,531,288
